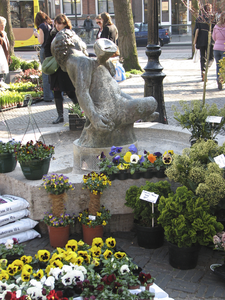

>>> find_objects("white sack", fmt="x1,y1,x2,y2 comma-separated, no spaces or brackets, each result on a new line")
0,229,41,244
0,195,29,217
0,209,30,227
0,218,38,239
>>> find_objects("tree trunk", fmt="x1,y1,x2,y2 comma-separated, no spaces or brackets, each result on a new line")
113,0,142,71
0,0,15,55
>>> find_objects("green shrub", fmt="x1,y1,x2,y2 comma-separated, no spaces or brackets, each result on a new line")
157,186,224,247
125,180,172,227
9,55,21,71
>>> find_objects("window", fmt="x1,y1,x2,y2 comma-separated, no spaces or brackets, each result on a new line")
63,0,81,15
98,0,114,14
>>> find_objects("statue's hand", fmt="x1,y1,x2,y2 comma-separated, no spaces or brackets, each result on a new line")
91,113,114,131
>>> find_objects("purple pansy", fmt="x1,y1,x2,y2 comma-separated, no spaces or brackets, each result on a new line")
153,152,162,157
129,144,138,154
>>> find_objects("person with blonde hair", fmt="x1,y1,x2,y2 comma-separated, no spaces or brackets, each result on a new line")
34,11,54,102
95,14,103,39
0,16,11,82
212,11,225,90
100,12,118,44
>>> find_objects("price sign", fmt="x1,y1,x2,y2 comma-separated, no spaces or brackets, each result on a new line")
214,154,225,169
206,116,222,124
140,190,159,204
88,215,96,221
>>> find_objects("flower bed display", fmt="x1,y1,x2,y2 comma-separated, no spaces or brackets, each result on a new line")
0,237,155,300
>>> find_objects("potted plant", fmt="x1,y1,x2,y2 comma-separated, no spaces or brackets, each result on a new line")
211,231,225,279
138,272,155,290
0,238,25,263
97,150,120,181
125,181,172,249
78,206,111,246
165,139,225,221
173,101,225,144
67,103,86,131
14,140,54,180
137,290,155,300
157,186,224,270
0,139,20,173
42,212,76,248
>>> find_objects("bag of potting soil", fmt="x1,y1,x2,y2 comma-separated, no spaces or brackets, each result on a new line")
0,209,30,227
0,195,29,217
0,218,38,238
0,229,41,244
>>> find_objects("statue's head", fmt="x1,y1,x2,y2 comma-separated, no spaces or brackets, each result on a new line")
94,38,118,63
51,29,88,71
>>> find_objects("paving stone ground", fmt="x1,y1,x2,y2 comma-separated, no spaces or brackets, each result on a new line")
1,48,225,299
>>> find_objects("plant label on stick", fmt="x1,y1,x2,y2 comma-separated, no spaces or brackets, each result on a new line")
88,215,96,220
214,154,225,169
139,190,159,203
206,116,222,124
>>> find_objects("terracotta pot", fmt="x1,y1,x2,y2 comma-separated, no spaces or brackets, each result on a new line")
128,284,140,290
89,192,101,216
145,283,153,290
48,225,70,248
49,193,67,218
82,224,103,246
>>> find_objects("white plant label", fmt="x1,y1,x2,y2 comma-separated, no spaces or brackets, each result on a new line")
140,190,159,203
206,116,222,124
214,154,225,169
88,215,96,220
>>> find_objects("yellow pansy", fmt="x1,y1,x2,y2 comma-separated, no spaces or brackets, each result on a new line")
21,270,31,282
92,237,104,248
106,237,116,248
65,239,78,252
33,269,44,280
103,249,113,259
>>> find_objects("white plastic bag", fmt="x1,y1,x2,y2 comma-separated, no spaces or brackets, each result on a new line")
193,48,200,63
114,61,126,82
0,195,29,216
0,209,30,226
0,229,41,244
0,218,38,238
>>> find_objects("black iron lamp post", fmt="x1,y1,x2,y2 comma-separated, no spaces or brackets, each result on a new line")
74,0,78,28
142,0,167,124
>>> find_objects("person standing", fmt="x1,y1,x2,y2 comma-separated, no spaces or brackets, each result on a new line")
193,4,215,82
100,12,118,44
83,15,93,44
44,14,78,124
0,16,11,82
34,11,54,102
95,15,103,40
212,11,225,90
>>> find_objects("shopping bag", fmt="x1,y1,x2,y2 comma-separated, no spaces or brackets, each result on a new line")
114,61,126,82
193,48,200,63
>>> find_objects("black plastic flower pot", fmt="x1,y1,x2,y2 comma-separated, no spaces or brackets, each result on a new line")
135,223,164,249
168,241,201,270
156,167,166,178
142,168,156,179
0,153,17,173
117,170,129,180
129,171,142,180
19,156,51,180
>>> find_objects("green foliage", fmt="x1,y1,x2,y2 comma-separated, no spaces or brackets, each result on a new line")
173,100,225,141
67,103,85,118
157,186,224,247
137,290,155,300
125,181,172,227
0,139,20,154
165,139,225,207
9,55,21,71
219,56,225,84
0,238,25,258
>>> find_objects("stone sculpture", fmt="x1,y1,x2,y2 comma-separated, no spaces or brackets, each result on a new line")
51,29,158,148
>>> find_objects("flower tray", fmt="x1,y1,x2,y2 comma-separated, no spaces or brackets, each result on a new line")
69,114,86,131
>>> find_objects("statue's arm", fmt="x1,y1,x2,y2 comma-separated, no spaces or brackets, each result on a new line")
67,57,113,131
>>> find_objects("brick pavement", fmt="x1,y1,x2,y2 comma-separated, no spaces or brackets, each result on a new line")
1,50,225,299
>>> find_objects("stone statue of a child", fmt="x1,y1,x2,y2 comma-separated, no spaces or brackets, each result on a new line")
51,29,158,148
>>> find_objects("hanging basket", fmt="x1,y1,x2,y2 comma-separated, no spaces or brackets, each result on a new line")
19,156,51,180
49,193,67,218
0,153,17,173
89,192,101,216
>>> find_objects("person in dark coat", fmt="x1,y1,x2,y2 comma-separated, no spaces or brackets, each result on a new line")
193,4,215,81
34,11,54,102
45,14,78,124
100,12,118,44
83,15,93,44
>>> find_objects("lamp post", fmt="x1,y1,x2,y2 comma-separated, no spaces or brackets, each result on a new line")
74,0,78,28
141,0,167,124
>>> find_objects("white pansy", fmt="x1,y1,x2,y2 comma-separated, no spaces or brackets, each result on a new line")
16,290,22,298
27,287,43,300
16,277,22,284
61,273,73,286
0,283,7,292
130,154,140,164
72,270,84,283
76,265,87,275
44,276,55,290
6,284,17,290
5,239,13,249
30,279,42,289
41,275,47,284
113,263,117,269
111,258,114,262
120,265,130,275
62,265,72,273
49,267,62,279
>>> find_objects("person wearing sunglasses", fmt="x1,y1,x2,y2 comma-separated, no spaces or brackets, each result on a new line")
95,15,103,40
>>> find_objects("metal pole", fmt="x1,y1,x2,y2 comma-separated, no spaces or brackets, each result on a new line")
74,0,78,27
45,0,49,16
142,0,167,124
